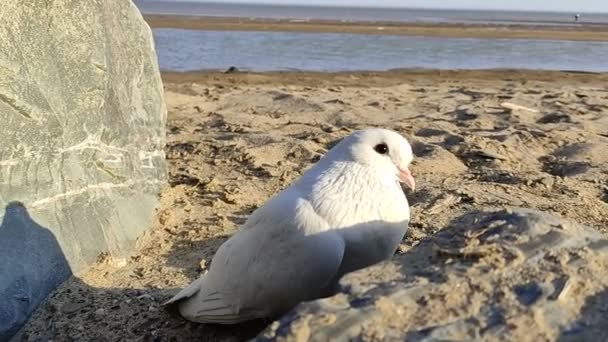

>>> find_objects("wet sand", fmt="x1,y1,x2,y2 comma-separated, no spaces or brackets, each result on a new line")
19,69,608,341
145,15,608,41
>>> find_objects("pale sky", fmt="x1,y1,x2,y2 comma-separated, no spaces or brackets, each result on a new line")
187,0,608,13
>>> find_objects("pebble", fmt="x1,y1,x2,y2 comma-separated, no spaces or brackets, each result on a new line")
199,259,208,271
137,294,154,301
61,302,85,314
540,177,555,189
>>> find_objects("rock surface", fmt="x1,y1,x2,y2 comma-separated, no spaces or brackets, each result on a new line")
258,208,608,342
0,0,166,339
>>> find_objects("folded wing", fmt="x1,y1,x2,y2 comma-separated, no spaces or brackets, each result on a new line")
164,186,346,324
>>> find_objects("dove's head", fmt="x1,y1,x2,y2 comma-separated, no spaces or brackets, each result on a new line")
335,128,416,191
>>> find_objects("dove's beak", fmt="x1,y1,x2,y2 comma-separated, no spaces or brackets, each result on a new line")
397,167,416,191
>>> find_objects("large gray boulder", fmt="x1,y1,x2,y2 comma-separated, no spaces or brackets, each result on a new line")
0,0,166,339
258,208,608,342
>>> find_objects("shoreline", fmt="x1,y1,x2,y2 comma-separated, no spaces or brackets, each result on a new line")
145,14,608,41
160,68,608,87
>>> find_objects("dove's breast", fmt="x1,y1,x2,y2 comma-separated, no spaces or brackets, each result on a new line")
335,183,409,276
335,181,409,276
306,161,410,228
302,161,410,276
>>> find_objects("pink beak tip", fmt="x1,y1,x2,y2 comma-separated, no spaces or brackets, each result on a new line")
398,167,416,191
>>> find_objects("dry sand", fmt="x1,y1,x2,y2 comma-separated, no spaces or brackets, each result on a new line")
144,15,608,41
19,69,608,341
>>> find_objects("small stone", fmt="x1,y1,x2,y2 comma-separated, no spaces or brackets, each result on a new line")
321,125,337,133
131,267,145,278
540,177,555,189
313,136,328,144
137,294,154,301
223,194,239,204
61,302,84,314
110,258,128,268
472,149,507,161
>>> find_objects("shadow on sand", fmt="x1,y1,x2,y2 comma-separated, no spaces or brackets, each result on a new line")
0,202,72,340
6,200,268,341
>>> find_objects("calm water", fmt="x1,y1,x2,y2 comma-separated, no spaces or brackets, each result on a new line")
153,29,608,72
136,1,608,26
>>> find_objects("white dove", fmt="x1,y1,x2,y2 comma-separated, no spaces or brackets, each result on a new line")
164,127,416,324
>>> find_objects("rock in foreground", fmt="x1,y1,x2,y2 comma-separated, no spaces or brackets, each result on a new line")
0,0,166,339
258,208,608,342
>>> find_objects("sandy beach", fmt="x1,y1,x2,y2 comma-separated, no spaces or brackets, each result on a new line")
16,69,608,341
145,14,608,41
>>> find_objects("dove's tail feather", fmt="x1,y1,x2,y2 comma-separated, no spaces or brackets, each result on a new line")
164,276,257,324
163,277,204,306
178,289,259,324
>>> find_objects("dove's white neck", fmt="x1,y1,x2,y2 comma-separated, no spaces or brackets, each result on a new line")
295,158,410,231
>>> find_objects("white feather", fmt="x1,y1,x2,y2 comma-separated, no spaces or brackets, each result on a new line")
165,128,413,324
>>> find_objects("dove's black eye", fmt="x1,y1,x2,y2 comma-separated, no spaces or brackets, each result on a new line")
374,143,389,155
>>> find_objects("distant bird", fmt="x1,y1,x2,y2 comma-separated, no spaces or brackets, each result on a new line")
164,128,416,324
574,14,581,22
224,66,239,74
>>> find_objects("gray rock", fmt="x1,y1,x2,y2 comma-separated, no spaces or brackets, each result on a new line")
257,208,608,342
0,0,166,339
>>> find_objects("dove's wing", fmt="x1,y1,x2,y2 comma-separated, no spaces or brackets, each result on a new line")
171,186,346,324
